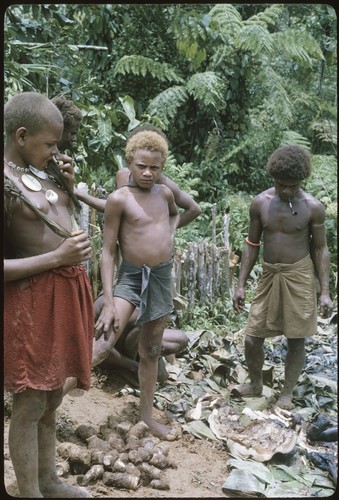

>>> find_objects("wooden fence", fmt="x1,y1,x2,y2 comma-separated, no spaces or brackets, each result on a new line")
173,242,230,310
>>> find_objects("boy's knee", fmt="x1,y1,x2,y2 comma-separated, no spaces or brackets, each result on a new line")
180,333,189,350
139,343,162,360
94,294,104,321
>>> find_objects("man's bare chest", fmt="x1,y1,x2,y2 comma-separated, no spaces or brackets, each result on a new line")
262,204,310,234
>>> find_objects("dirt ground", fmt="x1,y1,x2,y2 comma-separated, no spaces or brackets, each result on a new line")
3,321,337,498
3,373,230,499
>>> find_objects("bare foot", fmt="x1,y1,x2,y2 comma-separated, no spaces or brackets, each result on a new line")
63,377,77,396
231,383,262,397
143,419,181,441
275,394,295,410
63,378,85,397
40,479,91,497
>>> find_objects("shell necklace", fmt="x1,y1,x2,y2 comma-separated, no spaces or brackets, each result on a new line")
4,160,59,204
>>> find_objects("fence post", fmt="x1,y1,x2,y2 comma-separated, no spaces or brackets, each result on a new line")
76,182,90,275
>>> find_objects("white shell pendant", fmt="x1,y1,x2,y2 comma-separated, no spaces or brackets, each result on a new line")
21,174,42,192
45,190,59,204
21,174,59,204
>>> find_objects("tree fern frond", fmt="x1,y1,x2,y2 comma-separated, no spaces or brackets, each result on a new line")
147,86,188,128
210,44,232,69
273,30,324,66
281,131,311,149
258,66,293,127
245,4,284,28
174,14,208,43
220,137,251,163
176,37,207,68
266,89,293,127
113,55,184,84
208,4,243,34
186,71,226,110
171,13,208,68
236,25,274,56
311,120,337,145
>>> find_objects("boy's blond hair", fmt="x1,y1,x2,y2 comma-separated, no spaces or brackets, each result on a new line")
125,131,169,165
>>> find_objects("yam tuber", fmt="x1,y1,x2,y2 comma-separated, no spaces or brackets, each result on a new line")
129,421,149,439
77,464,104,486
113,458,126,472
86,434,111,452
56,460,70,477
125,436,141,451
118,452,129,464
139,436,160,450
75,424,97,443
90,449,119,466
139,462,162,481
99,423,111,436
150,478,170,490
153,441,170,456
57,442,91,468
116,420,132,436
102,472,140,490
149,451,170,469
128,449,143,465
125,463,141,478
107,434,126,452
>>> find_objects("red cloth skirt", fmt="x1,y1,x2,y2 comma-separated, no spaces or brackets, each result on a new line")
4,265,94,393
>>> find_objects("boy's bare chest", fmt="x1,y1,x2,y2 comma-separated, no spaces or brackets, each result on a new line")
124,191,168,223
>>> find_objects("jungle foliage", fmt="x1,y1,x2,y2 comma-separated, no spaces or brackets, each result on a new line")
4,4,337,301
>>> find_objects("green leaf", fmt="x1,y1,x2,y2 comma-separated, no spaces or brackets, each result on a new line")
113,153,125,169
182,420,218,440
228,457,275,485
119,95,136,122
97,116,113,148
222,469,266,497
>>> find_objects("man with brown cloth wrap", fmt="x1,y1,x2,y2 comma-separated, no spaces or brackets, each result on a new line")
232,145,333,410
4,92,93,498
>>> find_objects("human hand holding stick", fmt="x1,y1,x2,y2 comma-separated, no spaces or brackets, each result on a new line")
46,155,82,210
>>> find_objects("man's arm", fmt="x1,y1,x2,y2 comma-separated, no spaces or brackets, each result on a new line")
75,168,129,211
233,197,263,313
74,188,106,212
162,185,180,236
310,200,333,317
161,175,201,228
115,168,130,189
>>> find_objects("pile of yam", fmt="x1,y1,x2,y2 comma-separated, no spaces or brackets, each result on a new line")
56,420,176,491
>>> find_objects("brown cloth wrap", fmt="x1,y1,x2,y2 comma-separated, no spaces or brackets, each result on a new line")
246,254,317,339
4,264,93,393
